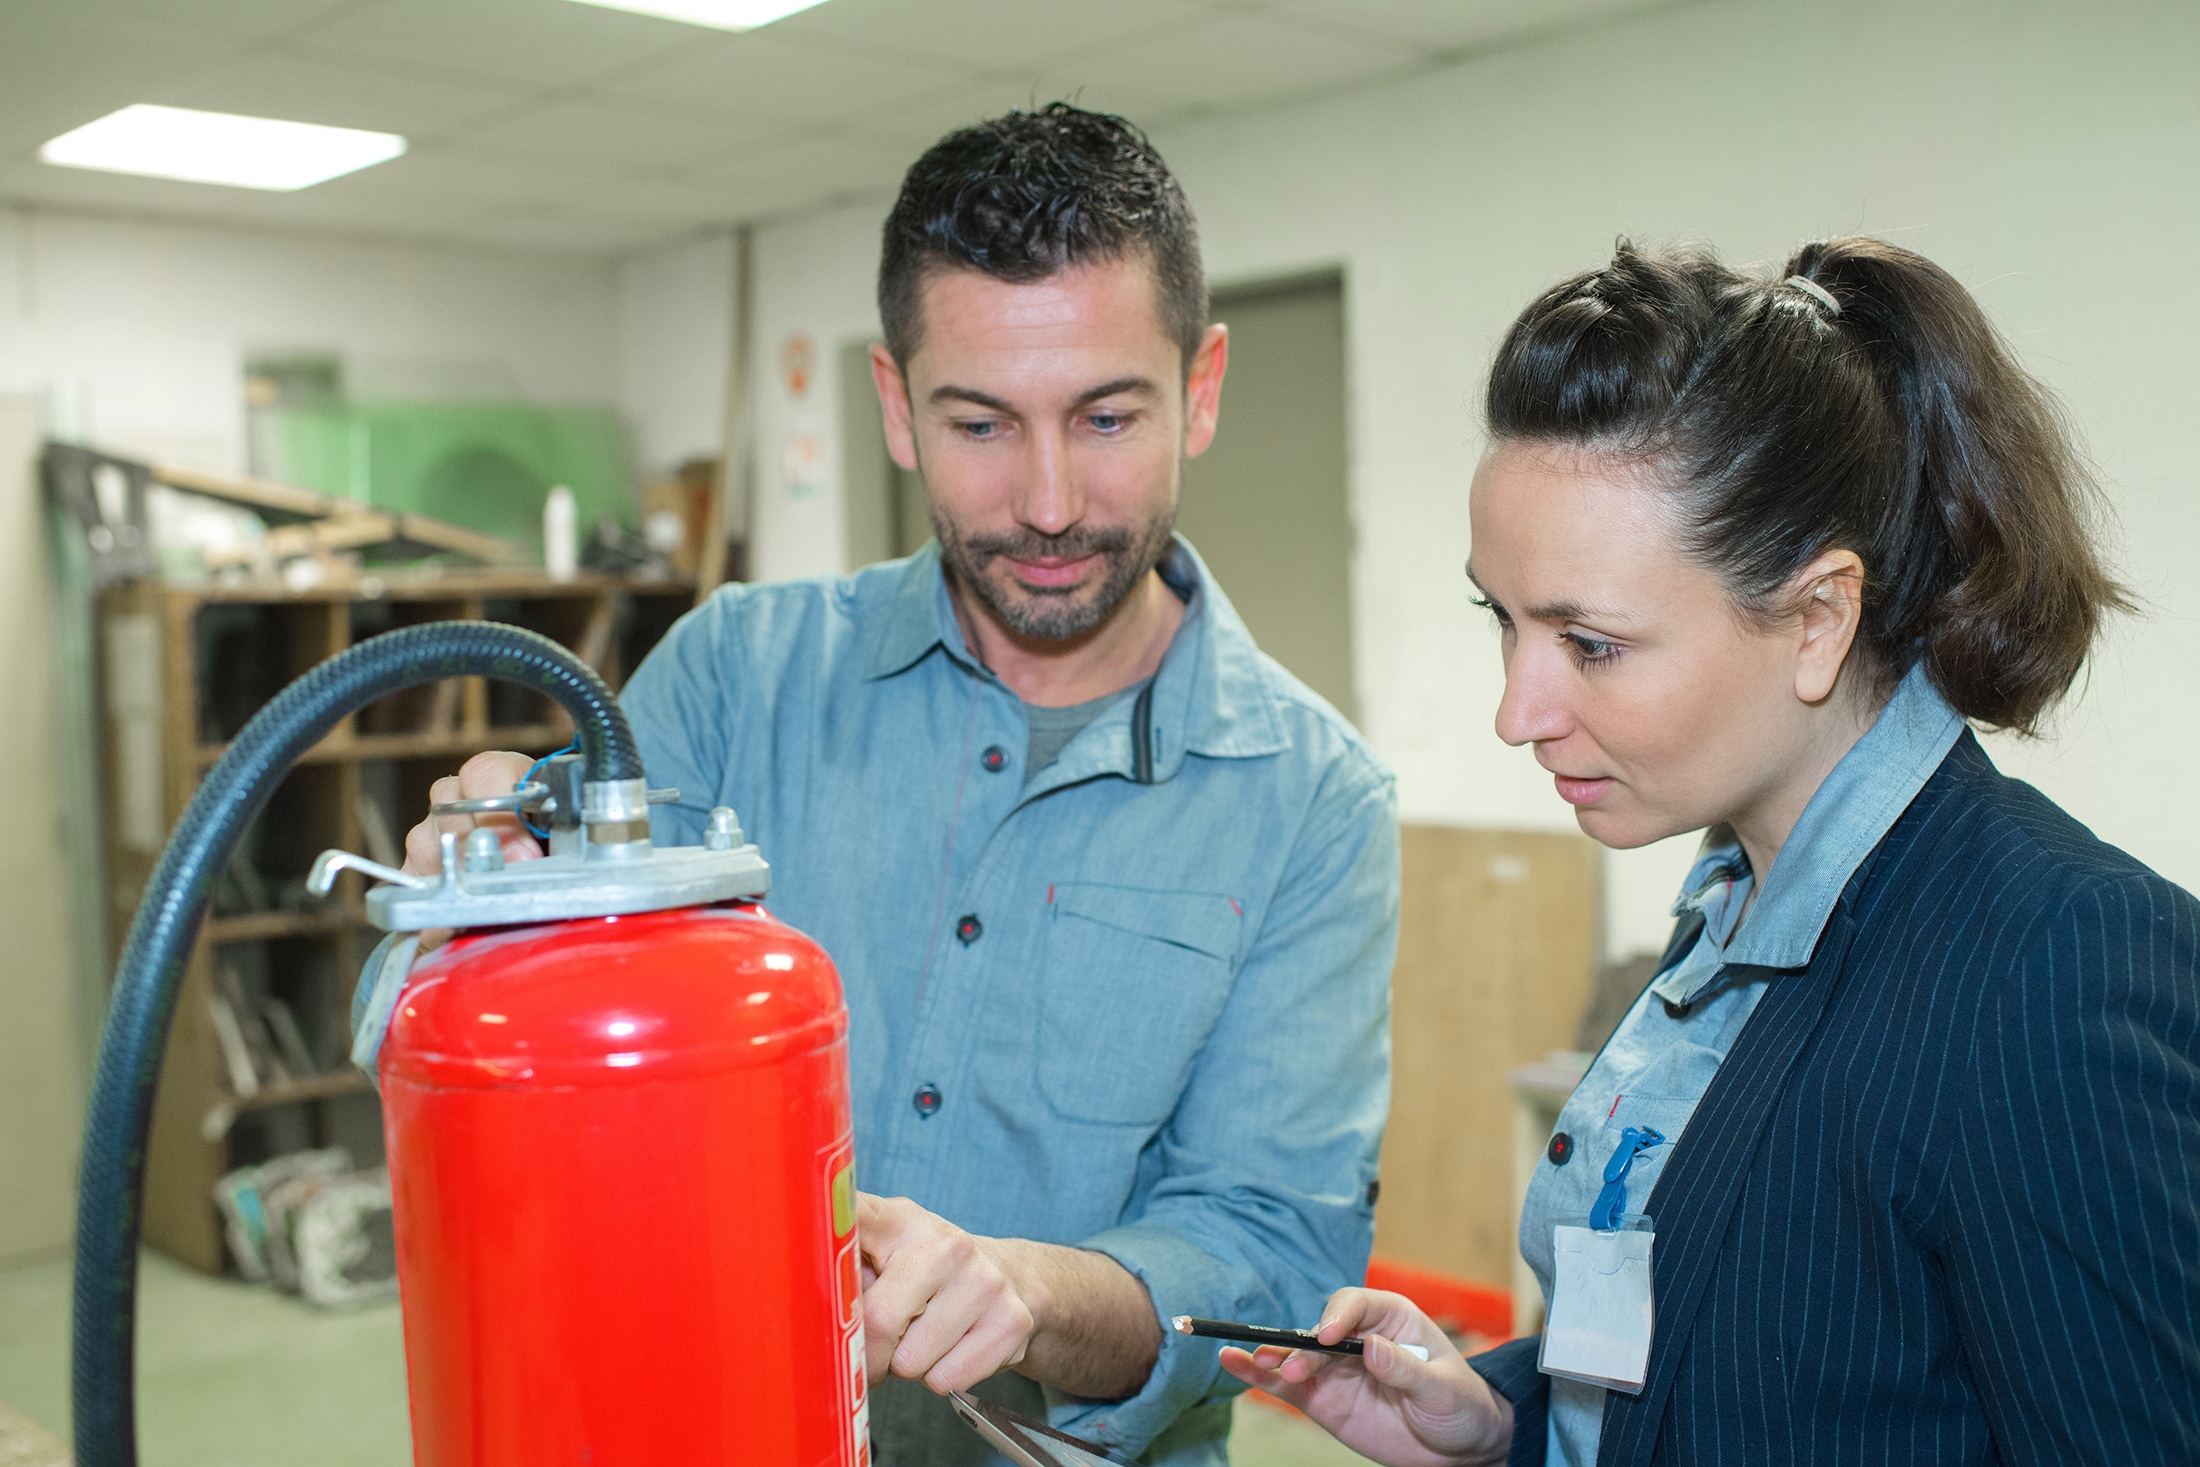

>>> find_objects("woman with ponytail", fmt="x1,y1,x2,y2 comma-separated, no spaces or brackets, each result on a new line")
1222,238,2199,1465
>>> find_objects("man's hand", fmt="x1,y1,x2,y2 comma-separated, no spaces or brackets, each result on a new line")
1216,1288,1512,1467
397,751,544,953
401,750,545,877
857,1192,1160,1401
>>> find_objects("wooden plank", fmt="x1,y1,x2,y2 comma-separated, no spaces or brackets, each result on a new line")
205,909,358,943
151,462,344,519
139,584,226,1271
152,462,526,565
195,721,574,770
698,224,752,601
1372,825,1600,1290
202,1071,377,1144
183,569,689,605
200,513,395,568
575,589,614,675
456,596,489,733
141,948,225,1272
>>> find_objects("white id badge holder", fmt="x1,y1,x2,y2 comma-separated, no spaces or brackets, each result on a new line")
1539,1211,1655,1394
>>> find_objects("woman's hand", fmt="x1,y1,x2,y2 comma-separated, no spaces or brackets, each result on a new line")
1217,1288,1513,1467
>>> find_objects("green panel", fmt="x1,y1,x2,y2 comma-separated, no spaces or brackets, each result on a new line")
266,410,362,503
263,403,637,558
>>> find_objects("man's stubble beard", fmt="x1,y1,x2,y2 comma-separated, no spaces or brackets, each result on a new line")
929,491,1180,643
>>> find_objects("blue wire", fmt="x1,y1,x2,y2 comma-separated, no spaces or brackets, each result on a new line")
520,738,579,838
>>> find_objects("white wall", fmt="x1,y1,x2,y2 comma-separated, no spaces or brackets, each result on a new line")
747,202,889,583
614,229,735,481
732,0,2200,960
0,207,620,472
0,395,80,1264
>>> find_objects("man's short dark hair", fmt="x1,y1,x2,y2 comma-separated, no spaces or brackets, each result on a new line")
878,103,1207,372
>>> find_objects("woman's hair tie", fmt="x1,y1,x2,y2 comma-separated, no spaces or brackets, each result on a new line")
1786,274,1841,315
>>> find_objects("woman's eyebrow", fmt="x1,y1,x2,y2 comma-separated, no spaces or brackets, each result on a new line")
1464,566,1629,624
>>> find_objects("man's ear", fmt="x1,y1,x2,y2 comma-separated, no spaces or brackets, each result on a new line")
1181,323,1229,460
870,342,919,471
1793,548,1867,705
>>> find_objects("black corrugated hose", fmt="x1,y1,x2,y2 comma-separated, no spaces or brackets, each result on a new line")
73,621,642,1467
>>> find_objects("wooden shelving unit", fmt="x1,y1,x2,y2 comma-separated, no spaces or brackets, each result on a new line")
96,568,696,1272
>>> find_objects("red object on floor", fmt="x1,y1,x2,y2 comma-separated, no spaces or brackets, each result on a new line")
1242,1258,1515,1419
380,903,866,1467
1365,1255,1515,1341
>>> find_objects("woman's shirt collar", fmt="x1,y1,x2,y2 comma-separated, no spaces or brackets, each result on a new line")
1654,664,1965,1000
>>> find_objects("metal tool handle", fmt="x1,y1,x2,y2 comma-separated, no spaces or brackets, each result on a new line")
307,849,432,896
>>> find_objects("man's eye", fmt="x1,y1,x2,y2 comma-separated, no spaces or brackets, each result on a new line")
958,420,999,440
1088,413,1128,433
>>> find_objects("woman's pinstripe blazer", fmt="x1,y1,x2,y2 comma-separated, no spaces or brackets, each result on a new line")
1471,731,2200,1464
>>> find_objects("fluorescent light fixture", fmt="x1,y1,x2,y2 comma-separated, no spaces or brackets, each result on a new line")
40,104,405,192
564,0,831,31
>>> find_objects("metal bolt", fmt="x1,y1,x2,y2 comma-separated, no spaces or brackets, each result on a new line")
463,827,505,873
705,807,743,851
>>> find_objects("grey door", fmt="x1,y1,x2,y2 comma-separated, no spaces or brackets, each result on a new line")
840,339,930,568
1179,272,1356,725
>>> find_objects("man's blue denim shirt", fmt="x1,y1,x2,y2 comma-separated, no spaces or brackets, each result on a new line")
620,538,1399,1464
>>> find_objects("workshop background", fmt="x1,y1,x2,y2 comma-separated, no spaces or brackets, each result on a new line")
2,0,2194,1463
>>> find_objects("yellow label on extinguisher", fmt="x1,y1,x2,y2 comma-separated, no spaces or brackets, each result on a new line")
832,1163,855,1239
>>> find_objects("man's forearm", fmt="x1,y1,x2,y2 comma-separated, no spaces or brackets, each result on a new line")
985,1239,1160,1401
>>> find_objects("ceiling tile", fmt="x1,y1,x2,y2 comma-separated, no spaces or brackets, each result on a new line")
594,29,976,130
14,0,362,47
828,73,1180,155
671,129,908,200
1052,12,1421,121
578,175,751,223
1261,0,1673,56
288,0,700,91
0,0,1673,257
304,146,598,209
145,50,534,141
0,13,239,159
763,0,1225,73
452,101,766,173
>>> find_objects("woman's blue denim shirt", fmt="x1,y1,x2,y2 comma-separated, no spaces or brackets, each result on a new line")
1525,665,1964,1467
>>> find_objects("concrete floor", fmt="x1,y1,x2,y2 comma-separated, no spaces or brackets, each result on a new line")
0,1250,1370,1466
0,1248,410,1467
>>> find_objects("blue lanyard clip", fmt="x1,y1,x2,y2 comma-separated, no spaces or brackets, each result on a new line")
1589,1125,1666,1230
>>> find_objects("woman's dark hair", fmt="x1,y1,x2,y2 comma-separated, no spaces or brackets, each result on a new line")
1485,236,2130,733
878,102,1206,371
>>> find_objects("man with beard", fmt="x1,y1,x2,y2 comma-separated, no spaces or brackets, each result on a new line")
403,105,1397,1467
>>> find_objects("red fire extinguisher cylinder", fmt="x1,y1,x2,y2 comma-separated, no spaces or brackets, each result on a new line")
378,902,867,1467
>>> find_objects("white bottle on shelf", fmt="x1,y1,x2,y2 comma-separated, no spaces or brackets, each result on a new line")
544,484,577,580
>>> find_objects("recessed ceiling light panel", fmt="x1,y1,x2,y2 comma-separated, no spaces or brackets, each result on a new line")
564,0,831,31
40,105,406,192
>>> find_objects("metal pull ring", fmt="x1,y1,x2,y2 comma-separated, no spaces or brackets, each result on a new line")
431,780,550,817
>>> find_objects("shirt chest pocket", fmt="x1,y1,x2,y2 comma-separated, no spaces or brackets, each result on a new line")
1037,883,1242,1127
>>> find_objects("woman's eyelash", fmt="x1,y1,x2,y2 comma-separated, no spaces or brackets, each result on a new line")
1472,595,1618,666
1563,632,1622,667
